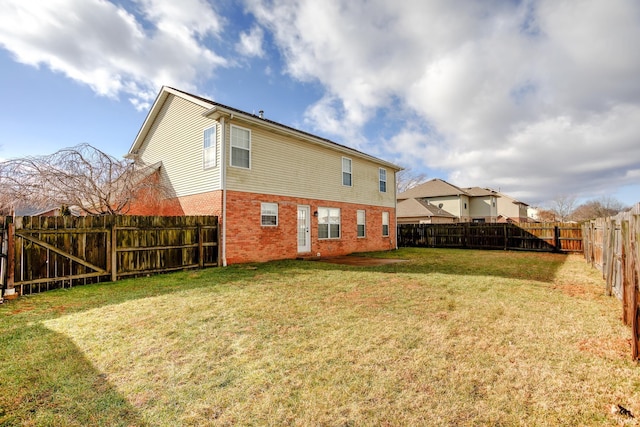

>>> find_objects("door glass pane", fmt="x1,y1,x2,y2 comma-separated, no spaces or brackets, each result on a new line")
298,208,307,247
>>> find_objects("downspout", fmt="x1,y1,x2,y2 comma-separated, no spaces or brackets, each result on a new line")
394,172,398,250
220,117,228,266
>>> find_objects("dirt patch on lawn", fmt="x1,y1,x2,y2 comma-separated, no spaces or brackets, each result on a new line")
314,256,409,267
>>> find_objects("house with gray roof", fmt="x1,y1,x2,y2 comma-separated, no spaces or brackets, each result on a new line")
397,178,529,224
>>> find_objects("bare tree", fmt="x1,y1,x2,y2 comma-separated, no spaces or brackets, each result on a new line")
535,208,558,222
571,196,627,221
549,194,578,222
396,168,428,193
0,144,164,215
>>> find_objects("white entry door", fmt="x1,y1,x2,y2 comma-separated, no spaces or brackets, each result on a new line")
297,205,311,253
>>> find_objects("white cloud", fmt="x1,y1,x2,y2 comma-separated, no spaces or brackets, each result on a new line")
2,0,638,206
248,0,640,205
236,26,265,57
0,0,227,110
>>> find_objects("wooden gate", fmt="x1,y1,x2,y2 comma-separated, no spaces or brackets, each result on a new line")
1,215,219,296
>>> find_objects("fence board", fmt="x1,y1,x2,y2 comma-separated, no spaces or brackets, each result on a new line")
398,222,582,253
1,215,218,296
582,203,640,360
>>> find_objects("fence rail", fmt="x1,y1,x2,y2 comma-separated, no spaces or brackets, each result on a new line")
1,215,219,296
583,204,640,360
397,222,582,253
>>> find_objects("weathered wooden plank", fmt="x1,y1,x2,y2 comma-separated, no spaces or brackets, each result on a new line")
7,215,219,295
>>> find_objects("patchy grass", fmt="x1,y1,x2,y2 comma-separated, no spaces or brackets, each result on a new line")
1,249,638,426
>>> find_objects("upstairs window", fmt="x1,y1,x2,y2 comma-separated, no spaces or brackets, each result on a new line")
357,210,366,238
318,207,341,239
342,157,352,187
261,202,278,226
203,126,216,169
379,168,387,193
382,211,389,237
231,125,251,169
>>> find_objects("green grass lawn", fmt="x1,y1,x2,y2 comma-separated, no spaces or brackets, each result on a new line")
1,248,637,426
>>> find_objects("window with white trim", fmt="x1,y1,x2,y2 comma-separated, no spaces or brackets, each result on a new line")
382,211,389,237
203,126,216,169
261,202,278,226
379,168,387,193
357,210,366,238
230,125,251,168
318,207,340,239
342,157,352,187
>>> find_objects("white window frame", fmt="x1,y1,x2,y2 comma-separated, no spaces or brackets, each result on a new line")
203,126,217,169
382,211,389,237
379,168,387,193
318,207,341,239
342,157,352,187
357,210,366,238
261,202,278,226
230,125,251,169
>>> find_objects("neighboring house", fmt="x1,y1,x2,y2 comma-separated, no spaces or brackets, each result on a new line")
396,198,456,224
127,86,402,265
14,207,63,217
397,178,529,224
13,206,80,217
494,191,530,223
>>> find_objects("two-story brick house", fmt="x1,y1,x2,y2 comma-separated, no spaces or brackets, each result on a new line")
127,86,402,265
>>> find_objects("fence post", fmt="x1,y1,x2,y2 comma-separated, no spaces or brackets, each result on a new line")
110,222,117,282
6,220,14,290
503,224,508,250
631,214,639,360
462,223,468,248
198,224,204,269
554,225,560,252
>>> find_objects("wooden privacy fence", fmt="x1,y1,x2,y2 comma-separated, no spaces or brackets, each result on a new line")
0,215,219,296
397,222,583,253
583,203,640,360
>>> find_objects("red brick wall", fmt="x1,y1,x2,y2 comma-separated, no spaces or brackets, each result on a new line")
224,191,396,264
129,190,224,217
177,191,223,216
129,188,396,264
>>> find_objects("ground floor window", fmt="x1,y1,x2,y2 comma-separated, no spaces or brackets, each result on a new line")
382,211,389,236
318,207,340,239
357,210,366,238
261,202,278,226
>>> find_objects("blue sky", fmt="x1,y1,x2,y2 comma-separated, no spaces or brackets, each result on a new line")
1,0,639,208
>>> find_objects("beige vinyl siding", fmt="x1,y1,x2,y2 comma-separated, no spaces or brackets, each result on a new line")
423,196,461,218
137,95,221,197
224,122,396,208
497,199,528,220
469,196,497,218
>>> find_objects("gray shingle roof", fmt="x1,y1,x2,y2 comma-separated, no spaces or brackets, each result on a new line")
397,198,456,218
398,178,468,199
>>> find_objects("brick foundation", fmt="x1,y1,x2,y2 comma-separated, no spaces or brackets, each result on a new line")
224,191,396,264
131,189,396,264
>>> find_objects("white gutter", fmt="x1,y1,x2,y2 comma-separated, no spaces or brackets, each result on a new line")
220,117,228,267
394,176,399,250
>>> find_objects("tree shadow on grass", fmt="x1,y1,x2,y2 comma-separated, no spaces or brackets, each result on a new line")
0,267,268,427
0,322,149,427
